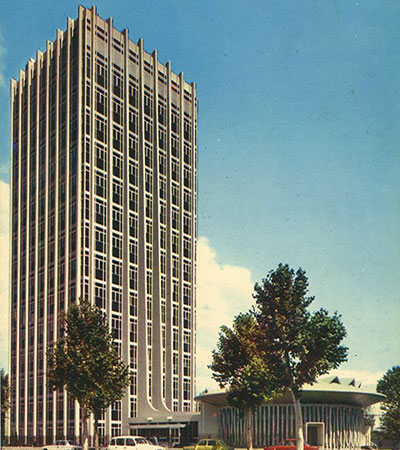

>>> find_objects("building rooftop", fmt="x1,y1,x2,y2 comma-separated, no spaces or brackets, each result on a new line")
195,376,385,408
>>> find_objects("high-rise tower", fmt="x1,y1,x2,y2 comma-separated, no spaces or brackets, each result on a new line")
10,6,197,444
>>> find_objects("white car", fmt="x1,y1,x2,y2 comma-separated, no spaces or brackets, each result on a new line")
43,440,82,450
108,436,163,450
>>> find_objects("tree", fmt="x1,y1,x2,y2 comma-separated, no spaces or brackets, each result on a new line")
376,366,400,443
47,299,129,450
210,313,282,450
254,264,348,450
1,369,10,443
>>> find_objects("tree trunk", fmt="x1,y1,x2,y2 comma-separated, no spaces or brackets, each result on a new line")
81,405,89,450
94,413,100,450
290,390,304,450
245,407,253,450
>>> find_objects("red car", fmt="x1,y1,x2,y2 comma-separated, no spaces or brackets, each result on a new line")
264,439,319,450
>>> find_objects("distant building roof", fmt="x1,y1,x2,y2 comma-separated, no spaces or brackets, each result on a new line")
195,376,385,408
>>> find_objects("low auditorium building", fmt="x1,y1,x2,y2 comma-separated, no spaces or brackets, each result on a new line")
195,377,384,449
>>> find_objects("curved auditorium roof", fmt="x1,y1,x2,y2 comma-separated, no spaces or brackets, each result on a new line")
195,376,384,408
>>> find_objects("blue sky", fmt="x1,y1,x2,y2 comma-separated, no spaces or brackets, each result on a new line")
0,0,399,389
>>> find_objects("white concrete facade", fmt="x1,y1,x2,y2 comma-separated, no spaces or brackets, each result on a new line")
9,6,197,444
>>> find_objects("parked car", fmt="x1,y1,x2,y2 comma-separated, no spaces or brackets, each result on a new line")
173,441,197,448
182,444,196,450
264,439,319,450
147,437,160,446
108,436,163,450
183,439,234,450
43,440,82,450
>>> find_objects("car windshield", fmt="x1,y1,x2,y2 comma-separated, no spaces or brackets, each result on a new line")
68,442,79,446
208,442,217,446
198,441,207,446
136,439,148,445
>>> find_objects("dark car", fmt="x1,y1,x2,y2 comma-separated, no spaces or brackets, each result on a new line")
173,441,197,448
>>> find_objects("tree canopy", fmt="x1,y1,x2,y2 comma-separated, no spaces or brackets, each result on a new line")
1,369,9,415
254,264,348,393
210,313,282,450
1,369,9,441
210,264,348,450
47,299,129,450
377,366,400,442
254,264,348,450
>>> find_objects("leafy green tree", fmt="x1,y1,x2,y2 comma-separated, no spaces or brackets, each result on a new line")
254,264,348,450
362,407,375,428
377,366,400,442
1,369,10,443
210,313,282,450
47,299,129,450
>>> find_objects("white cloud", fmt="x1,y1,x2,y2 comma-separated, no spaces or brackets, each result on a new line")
195,237,254,394
0,180,9,370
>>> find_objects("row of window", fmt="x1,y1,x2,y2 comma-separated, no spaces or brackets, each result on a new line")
91,53,194,123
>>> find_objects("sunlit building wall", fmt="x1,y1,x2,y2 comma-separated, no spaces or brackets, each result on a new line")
10,5,197,444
